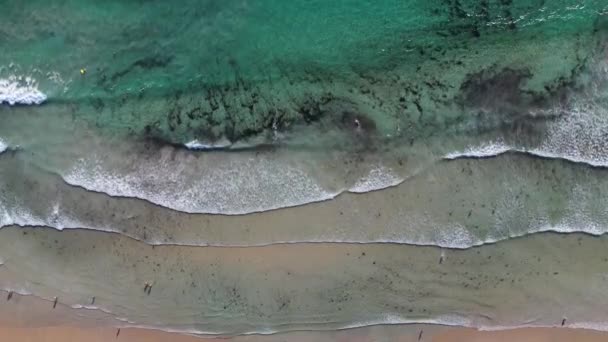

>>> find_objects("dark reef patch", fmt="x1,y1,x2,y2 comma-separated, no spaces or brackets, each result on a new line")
133,55,174,70
143,89,381,149
460,67,534,115
64,2,606,152
454,56,591,140
109,54,174,82
458,61,584,122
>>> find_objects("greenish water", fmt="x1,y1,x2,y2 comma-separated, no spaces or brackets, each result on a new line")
5,0,596,94
0,0,607,226
2,1,607,144
0,0,607,233
2,227,608,335
2,0,608,336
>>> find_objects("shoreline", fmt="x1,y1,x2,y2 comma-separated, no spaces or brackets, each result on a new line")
5,291,608,338
4,289,608,338
0,324,607,342
2,235,608,338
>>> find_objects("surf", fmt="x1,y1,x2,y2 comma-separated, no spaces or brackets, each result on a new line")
0,76,46,106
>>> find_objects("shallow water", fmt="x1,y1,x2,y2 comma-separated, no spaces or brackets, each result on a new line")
2,0,608,336
1,227,608,335
1,11,607,216
2,149,608,248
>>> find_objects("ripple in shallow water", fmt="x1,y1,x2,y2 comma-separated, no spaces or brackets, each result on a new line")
2,150,608,249
1,228,608,335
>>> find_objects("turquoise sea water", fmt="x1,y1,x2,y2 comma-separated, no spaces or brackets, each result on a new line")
1,1,606,144
1,0,608,247
0,0,605,215
2,0,608,336
4,1,598,95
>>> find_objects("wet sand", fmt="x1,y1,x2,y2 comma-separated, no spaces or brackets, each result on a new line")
1,226,608,334
1,324,608,342
433,328,608,342
3,148,608,248
0,294,605,341
2,2,608,341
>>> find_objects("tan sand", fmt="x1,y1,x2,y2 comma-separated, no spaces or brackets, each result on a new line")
432,327,608,342
2,227,608,335
0,324,607,342
1,267,606,341
0,326,203,342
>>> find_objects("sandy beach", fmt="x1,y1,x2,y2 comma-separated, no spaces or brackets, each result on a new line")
1,324,607,342
2,1,607,341
0,294,605,340
1,226,608,336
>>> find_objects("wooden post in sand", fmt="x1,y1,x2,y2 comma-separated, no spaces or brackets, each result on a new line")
53,297,58,309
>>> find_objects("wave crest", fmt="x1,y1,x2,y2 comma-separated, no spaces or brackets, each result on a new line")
63,154,340,215
0,75,47,105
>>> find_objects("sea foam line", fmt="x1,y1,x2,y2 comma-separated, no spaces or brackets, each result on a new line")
71,140,604,217
0,75,47,105
61,157,407,216
4,282,608,336
443,141,512,160
4,288,608,337
0,165,606,249
5,291,608,337
2,214,607,250
184,139,231,150
349,166,404,193
444,141,608,168
279,320,608,336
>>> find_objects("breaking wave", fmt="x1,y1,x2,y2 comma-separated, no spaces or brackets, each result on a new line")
0,75,47,105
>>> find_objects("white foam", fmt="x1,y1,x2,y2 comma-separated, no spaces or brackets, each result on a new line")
93,313,608,337
1,180,605,249
478,322,608,332
526,68,608,167
338,313,473,331
348,166,404,193
432,223,480,248
568,322,608,331
444,142,608,168
0,75,47,105
0,287,32,296
71,304,100,310
62,154,417,215
5,284,608,335
112,314,473,336
444,97,608,168
0,193,115,234
184,139,231,150
2,178,607,249
63,155,339,215
0,199,46,229
0,139,7,154
444,140,511,160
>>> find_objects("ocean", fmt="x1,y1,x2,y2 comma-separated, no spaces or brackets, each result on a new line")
1,0,608,337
